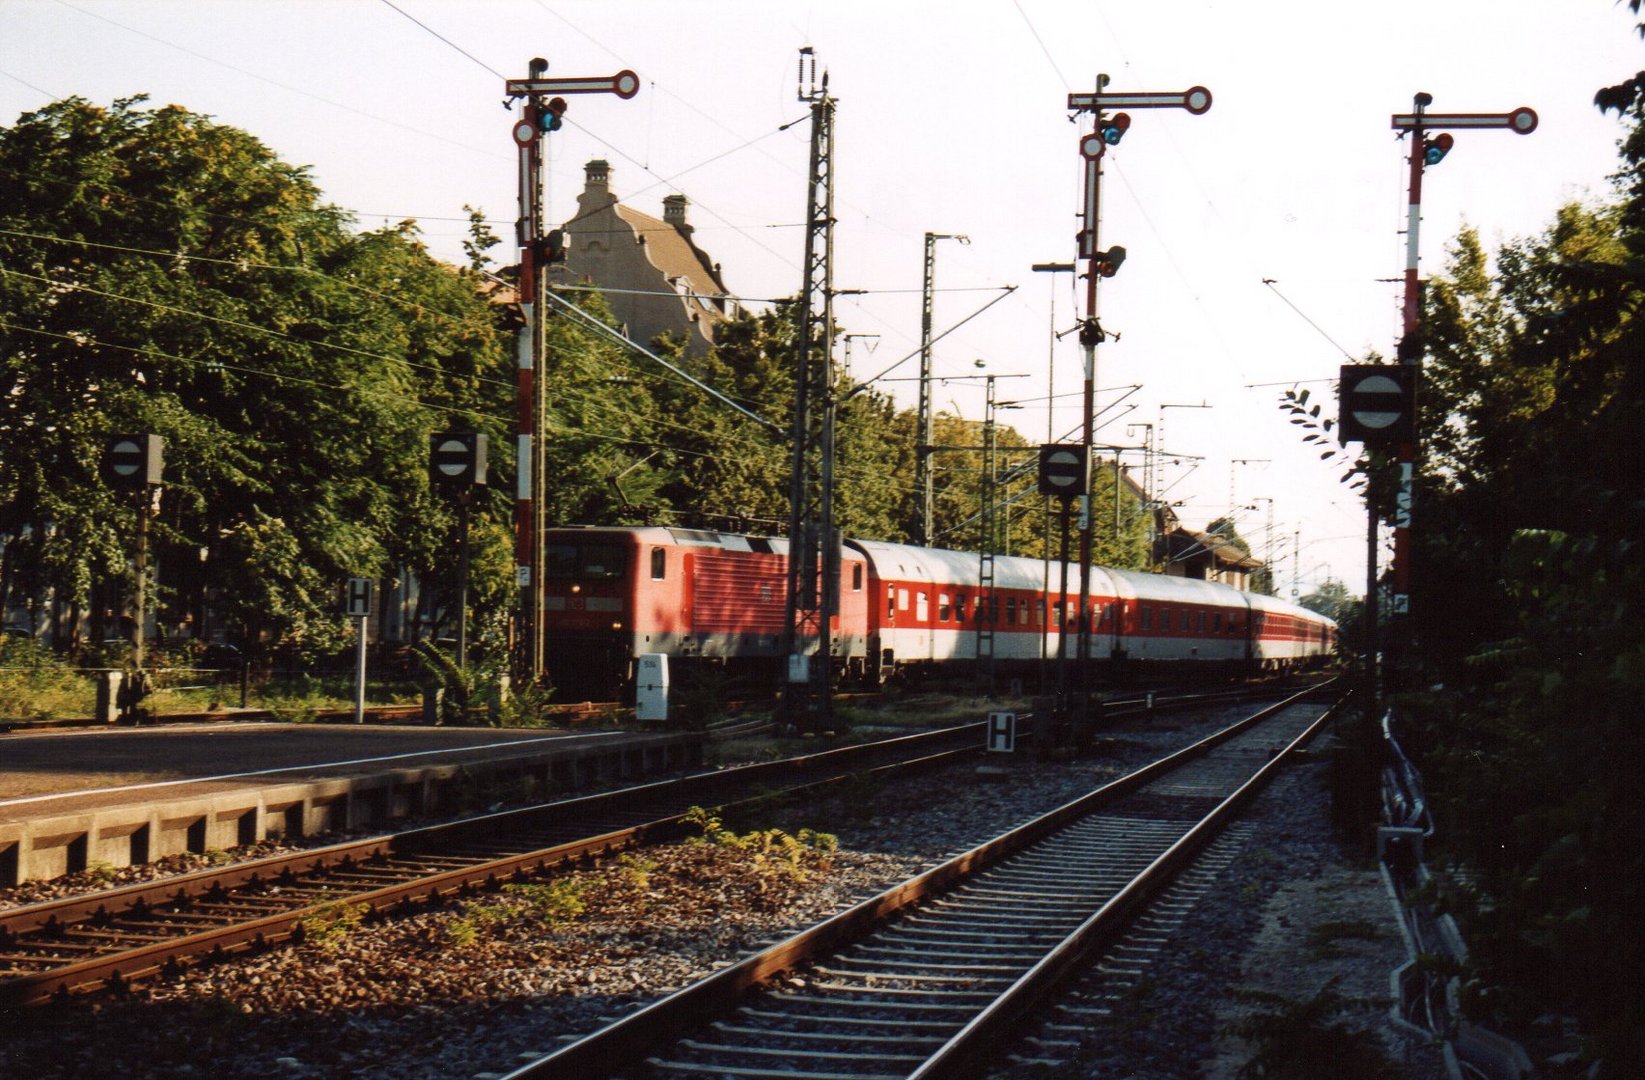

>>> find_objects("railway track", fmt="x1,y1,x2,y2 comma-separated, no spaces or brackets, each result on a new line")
501,680,1343,1079
0,680,1318,1011
0,723,983,1006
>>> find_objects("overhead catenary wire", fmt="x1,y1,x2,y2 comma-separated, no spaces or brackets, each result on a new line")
0,265,516,391
0,319,507,426
539,286,782,435
52,0,504,159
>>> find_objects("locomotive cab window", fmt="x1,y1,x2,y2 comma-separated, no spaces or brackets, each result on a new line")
546,543,629,580
650,547,666,580
852,564,863,591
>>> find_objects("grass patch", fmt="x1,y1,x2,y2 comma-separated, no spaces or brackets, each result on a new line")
1227,979,1395,1079
1305,918,1383,957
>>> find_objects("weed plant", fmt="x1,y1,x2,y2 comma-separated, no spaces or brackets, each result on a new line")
297,900,371,952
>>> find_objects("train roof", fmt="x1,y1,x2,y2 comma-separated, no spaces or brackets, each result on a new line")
543,525,866,560
851,541,1115,593
1105,567,1250,606
1243,588,1337,626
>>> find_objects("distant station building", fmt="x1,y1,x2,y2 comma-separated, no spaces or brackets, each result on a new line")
556,159,741,355
1154,504,1265,591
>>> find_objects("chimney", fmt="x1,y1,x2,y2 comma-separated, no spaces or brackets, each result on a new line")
583,159,615,206
663,193,692,235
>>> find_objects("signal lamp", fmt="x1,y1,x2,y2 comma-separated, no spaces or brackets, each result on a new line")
1101,112,1131,145
1424,132,1454,166
1096,245,1127,278
538,97,568,133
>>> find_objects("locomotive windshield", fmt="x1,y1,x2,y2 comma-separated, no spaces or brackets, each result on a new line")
545,543,629,580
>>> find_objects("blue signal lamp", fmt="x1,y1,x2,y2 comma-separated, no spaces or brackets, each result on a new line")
538,97,568,134
1101,112,1132,145
1424,132,1454,166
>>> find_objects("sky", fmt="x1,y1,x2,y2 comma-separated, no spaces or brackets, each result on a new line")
3,0,1640,598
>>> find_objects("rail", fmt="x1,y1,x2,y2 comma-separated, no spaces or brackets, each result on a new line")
505,680,1339,1077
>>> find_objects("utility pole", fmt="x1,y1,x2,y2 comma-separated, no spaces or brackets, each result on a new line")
1032,261,1075,685
917,232,968,546
976,375,1000,697
1386,93,1536,633
781,48,838,732
1067,76,1210,720
841,333,878,381
1228,458,1269,521
1251,496,1275,592
505,58,639,686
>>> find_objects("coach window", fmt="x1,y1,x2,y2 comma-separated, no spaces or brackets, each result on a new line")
917,592,929,622
650,547,666,580
1214,612,1223,632
1141,606,1152,631
939,593,951,622
899,588,910,611
1035,599,1044,626
852,564,864,591
955,594,967,622
1005,597,1017,626
888,586,896,618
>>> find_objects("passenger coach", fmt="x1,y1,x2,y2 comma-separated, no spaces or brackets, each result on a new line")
541,526,1335,698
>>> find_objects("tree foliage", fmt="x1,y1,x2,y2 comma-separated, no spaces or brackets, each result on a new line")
0,95,1158,675
0,96,511,659
1400,37,1645,1070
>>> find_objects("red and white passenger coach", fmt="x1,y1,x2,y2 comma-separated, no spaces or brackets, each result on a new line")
541,526,1336,698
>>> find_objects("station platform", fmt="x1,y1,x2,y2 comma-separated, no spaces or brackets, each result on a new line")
0,722,703,886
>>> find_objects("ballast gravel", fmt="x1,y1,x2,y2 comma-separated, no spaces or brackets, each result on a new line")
0,699,1439,1078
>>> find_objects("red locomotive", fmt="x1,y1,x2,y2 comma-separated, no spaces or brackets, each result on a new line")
542,526,1337,698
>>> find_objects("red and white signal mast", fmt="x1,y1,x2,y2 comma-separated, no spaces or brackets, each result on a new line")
1386,93,1535,626
505,58,639,683
1064,76,1210,717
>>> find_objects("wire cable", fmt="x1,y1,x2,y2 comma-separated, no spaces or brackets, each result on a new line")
377,0,506,80
0,319,508,425
0,266,515,391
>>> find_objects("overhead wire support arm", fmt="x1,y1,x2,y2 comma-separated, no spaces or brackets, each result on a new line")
840,286,1019,403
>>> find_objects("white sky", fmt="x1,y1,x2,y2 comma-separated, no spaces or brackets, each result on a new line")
3,0,1640,597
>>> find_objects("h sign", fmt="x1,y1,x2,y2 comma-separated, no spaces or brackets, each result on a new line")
1339,365,1416,444
345,577,374,618
1038,444,1091,497
429,432,488,490
986,711,1017,752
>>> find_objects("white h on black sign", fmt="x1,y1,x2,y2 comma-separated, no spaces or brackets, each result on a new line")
986,711,1017,753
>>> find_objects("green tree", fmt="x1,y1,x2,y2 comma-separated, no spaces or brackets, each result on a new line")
0,96,510,660
1397,34,1645,1069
